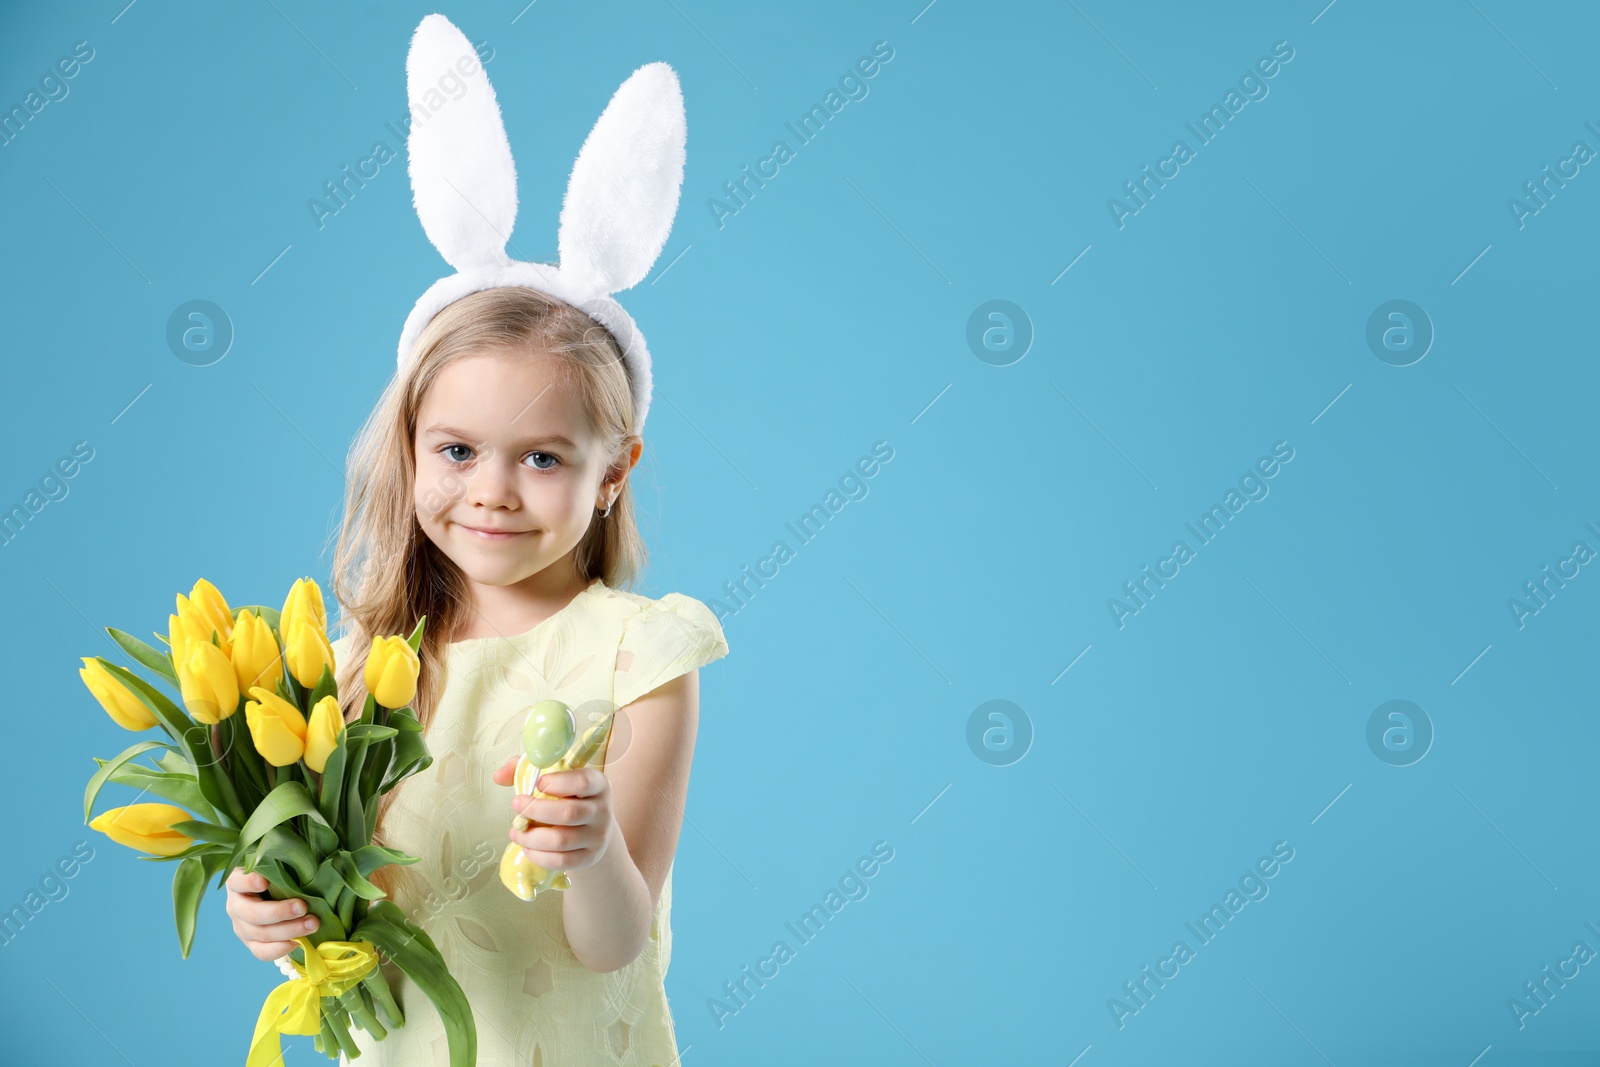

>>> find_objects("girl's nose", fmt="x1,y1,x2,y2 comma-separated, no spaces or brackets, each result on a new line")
464,457,520,509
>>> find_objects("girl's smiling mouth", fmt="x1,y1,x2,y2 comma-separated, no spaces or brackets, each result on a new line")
457,522,534,540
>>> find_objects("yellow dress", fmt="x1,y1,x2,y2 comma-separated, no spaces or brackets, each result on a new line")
330,577,729,1067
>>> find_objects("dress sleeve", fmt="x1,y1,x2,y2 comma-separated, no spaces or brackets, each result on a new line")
613,593,730,708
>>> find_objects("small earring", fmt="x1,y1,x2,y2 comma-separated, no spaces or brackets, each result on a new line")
598,500,613,518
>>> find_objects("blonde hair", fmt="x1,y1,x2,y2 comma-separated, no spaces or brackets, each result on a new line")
326,286,647,900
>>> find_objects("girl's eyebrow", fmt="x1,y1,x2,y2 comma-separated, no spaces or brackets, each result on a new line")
423,423,577,448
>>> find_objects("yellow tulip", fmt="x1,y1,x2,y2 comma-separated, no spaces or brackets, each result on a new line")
186,578,234,647
364,634,420,709
78,657,158,731
283,615,335,689
244,686,308,767
177,638,240,724
230,608,282,694
303,694,344,773
167,605,217,668
173,594,231,664
281,577,327,638
89,803,196,856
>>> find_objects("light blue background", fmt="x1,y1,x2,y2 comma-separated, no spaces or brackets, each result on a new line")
3,1,1597,1064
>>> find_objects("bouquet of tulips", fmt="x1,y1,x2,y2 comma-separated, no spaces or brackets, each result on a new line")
78,577,477,1067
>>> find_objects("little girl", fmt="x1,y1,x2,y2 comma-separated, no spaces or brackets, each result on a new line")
226,283,727,1064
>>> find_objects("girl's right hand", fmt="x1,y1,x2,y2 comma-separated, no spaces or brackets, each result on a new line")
225,867,319,961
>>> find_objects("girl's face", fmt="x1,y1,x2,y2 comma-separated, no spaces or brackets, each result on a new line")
411,346,636,590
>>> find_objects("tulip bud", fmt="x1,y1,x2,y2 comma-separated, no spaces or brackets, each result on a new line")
167,605,218,670
186,578,234,647
244,686,309,767
89,802,196,856
79,657,158,731
365,634,420,709
281,577,328,638
283,615,335,689
175,598,231,662
177,638,240,725
230,608,282,694
303,694,345,773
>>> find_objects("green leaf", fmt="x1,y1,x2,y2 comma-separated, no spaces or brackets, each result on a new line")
332,850,386,900
253,857,345,942
405,615,426,653
90,759,214,821
137,841,223,864
317,729,350,832
306,661,338,715
83,740,173,823
350,844,419,880
236,604,282,632
344,744,368,850
169,819,239,846
306,819,340,858
223,713,271,809
107,626,180,685
153,749,194,776
255,824,319,885
173,856,206,958
95,660,244,827
200,848,232,891
310,853,348,902
238,781,330,851
355,902,476,1067
380,708,433,794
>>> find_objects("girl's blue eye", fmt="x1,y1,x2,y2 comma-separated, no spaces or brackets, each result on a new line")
438,444,559,470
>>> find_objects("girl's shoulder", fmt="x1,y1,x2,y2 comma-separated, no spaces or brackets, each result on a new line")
590,583,731,708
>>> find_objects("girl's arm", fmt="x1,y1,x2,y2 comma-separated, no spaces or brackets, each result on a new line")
496,668,699,972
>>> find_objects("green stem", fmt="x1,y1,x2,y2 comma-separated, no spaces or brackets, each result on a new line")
314,1019,336,1059
321,1000,361,1060
361,968,405,1030
338,984,386,1040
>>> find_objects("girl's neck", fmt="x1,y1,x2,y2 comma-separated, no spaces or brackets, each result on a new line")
453,566,594,642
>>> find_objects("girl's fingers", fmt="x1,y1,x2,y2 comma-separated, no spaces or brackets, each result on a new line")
245,913,321,943
237,890,309,925
490,754,519,785
510,795,593,825
226,867,264,892
518,845,590,870
532,767,607,798
250,938,302,962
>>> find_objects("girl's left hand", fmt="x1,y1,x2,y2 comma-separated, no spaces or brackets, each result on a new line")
492,756,616,873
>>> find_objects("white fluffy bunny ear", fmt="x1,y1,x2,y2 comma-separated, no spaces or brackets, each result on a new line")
406,14,517,272
557,63,686,297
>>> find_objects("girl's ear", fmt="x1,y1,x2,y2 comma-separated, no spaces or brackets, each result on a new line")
557,62,687,298
406,13,518,272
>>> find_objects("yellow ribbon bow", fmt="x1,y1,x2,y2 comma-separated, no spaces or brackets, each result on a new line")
246,935,379,1067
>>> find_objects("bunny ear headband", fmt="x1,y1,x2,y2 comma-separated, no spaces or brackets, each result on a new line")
396,12,687,433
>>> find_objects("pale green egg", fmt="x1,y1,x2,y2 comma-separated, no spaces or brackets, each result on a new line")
522,699,575,767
